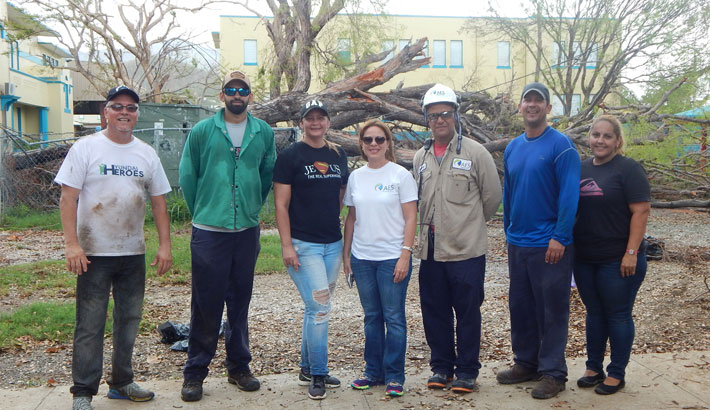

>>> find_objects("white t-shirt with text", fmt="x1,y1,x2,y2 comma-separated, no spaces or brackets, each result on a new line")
343,161,418,260
55,132,171,256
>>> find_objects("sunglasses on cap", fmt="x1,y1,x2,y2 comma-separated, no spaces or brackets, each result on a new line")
108,103,139,113
362,136,387,145
223,87,251,97
427,111,454,122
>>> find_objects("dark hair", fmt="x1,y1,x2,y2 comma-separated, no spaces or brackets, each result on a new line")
358,119,396,162
591,115,624,154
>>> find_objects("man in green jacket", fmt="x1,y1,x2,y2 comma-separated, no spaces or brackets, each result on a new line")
178,71,276,402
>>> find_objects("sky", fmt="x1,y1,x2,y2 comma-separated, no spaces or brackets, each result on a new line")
187,0,527,46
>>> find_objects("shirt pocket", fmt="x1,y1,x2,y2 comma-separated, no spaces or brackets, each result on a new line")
445,171,472,204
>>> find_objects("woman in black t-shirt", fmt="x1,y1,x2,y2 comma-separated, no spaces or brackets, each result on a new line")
573,115,651,395
273,100,348,400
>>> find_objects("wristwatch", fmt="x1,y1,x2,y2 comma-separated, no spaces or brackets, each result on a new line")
402,245,414,253
626,249,637,255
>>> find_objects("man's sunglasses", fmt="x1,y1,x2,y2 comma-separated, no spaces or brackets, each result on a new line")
108,103,139,113
427,111,454,122
362,136,387,145
223,87,251,97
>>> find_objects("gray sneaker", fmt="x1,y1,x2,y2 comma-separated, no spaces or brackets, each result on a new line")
107,382,155,402
72,396,93,410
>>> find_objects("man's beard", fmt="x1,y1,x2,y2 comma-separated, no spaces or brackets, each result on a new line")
226,100,248,115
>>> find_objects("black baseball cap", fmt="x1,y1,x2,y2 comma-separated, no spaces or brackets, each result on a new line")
106,85,140,103
521,82,550,103
300,99,329,119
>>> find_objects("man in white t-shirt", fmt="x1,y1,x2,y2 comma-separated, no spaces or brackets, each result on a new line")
55,85,172,410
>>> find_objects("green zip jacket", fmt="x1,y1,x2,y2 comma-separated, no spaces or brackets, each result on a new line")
178,109,276,229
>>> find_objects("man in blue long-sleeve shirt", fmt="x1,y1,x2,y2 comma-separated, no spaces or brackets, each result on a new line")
497,83,580,400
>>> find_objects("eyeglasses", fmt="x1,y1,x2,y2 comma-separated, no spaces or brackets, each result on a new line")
223,87,251,97
427,111,454,122
362,136,387,145
108,103,139,113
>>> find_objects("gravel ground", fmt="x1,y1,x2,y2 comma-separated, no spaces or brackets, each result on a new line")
0,208,708,389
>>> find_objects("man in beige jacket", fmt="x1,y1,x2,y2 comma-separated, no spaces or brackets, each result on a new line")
412,84,502,394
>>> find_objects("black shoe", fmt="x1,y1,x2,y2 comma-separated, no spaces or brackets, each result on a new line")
228,370,261,392
308,375,326,400
496,364,540,384
577,372,605,388
531,375,565,399
595,380,625,395
451,377,478,393
298,369,341,388
426,373,452,389
181,379,203,402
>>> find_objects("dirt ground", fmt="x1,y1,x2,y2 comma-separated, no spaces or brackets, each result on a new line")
0,208,708,389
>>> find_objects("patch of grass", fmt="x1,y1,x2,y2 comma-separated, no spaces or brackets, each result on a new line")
0,261,74,297
0,205,62,231
256,234,285,274
144,227,285,284
0,300,131,350
0,302,76,349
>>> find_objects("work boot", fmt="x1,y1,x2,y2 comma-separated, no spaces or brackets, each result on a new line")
228,369,261,391
496,364,540,384
531,375,565,399
181,379,203,402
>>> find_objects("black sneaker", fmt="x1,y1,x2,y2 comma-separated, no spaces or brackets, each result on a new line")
451,377,478,393
228,370,261,392
308,375,327,400
181,379,203,402
298,368,341,388
426,373,452,389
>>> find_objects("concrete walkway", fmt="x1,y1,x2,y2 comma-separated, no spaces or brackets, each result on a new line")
2,351,708,409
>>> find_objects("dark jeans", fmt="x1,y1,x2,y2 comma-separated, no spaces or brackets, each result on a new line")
351,256,411,384
574,253,647,380
507,244,572,381
419,248,485,379
71,255,146,397
183,226,260,381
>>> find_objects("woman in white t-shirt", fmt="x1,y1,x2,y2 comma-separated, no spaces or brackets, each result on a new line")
343,119,418,397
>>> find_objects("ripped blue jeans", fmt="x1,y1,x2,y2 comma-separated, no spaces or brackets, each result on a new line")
287,238,343,376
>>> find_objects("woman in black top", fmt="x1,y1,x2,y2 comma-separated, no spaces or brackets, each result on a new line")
573,115,651,395
273,100,348,400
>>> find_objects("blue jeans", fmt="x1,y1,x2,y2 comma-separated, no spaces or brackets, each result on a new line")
288,238,342,376
71,255,146,397
184,227,260,381
574,253,647,381
419,252,486,379
351,256,411,385
507,244,572,381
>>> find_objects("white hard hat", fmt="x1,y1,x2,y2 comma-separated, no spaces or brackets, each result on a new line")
421,84,459,113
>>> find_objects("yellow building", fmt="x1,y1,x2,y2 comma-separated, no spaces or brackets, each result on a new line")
0,1,74,141
216,13,612,116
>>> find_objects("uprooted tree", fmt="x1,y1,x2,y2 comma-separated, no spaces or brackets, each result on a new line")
240,37,709,204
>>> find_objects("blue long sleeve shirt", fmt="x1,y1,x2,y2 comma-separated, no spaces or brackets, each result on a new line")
503,126,580,247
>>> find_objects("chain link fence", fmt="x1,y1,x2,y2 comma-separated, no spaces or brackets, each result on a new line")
0,126,300,218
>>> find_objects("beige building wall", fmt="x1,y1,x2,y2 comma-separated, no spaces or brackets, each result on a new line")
217,14,614,114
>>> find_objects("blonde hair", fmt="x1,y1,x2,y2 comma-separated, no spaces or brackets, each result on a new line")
591,115,625,154
358,119,396,162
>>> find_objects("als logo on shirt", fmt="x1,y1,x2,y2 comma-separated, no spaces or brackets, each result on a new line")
375,183,396,192
580,178,603,196
303,161,342,179
452,158,472,171
99,163,144,177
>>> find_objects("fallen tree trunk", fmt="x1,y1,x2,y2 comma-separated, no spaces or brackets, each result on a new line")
651,200,710,209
